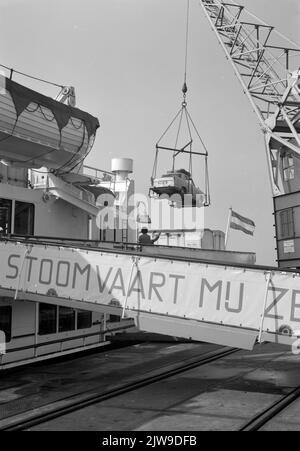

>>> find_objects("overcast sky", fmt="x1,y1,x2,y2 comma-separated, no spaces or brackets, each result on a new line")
0,0,299,264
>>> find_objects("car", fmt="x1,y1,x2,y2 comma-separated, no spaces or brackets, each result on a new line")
151,169,204,206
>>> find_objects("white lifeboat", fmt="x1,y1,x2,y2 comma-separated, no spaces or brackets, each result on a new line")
0,78,100,171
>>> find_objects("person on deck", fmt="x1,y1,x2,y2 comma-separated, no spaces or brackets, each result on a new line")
138,228,161,245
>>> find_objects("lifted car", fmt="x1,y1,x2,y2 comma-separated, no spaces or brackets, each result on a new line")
151,169,204,205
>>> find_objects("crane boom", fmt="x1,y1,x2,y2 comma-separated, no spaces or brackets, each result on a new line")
199,0,300,196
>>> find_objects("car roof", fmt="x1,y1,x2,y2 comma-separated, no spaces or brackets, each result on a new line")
162,169,191,177
175,169,191,176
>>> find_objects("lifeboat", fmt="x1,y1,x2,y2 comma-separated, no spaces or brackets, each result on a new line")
0,77,100,171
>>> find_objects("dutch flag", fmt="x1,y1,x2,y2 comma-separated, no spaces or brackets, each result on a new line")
230,210,256,236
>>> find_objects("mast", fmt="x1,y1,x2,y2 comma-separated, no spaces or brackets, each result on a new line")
199,0,300,196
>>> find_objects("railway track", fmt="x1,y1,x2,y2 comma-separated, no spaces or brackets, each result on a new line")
0,346,237,431
239,387,300,431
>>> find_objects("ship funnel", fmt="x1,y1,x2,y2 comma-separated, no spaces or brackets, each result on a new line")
111,158,133,181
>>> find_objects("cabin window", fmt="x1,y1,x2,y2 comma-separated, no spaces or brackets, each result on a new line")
59,307,76,332
109,314,121,323
283,155,295,181
279,209,295,239
108,299,121,323
77,310,92,329
39,303,57,335
14,201,34,236
0,199,12,235
0,306,12,342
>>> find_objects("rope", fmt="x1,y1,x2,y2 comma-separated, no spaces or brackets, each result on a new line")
175,108,184,150
156,107,183,146
25,104,40,113
0,62,64,88
258,272,272,343
184,108,193,174
173,107,185,171
185,108,211,204
153,0,211,205
151,147,159,181
185,108,209,156
56,126,87,175
184,0,190,87
122,257,139,319
189,142,193,174
70,117,84,129
39,105,56,122
205,155,211,205
58,133,95,176
184,107,193,142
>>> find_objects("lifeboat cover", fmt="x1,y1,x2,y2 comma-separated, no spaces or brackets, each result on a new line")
0,77,100,171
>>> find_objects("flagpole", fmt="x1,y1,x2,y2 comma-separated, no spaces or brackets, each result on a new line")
225,207,233,250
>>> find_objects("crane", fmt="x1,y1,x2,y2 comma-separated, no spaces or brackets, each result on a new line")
199,0,300,197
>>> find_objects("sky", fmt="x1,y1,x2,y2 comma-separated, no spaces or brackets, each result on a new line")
0,0,299,265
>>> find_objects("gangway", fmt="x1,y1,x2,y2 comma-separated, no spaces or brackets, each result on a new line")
1,237,300,351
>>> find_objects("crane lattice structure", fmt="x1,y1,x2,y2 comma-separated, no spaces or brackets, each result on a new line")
199,0,300,196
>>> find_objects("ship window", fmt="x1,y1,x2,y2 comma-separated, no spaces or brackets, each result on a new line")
14,201,34,236
39,303,57,335
108,299,121,323
0,306,12,342
283,155,295,181
77,310,92,330
0,199,12,235
279,209,295,239
59,307,76,332
109,314,121,323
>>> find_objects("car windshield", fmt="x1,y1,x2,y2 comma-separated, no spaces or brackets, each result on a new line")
159,170,193,180
162,173,175,178
176,169,191,177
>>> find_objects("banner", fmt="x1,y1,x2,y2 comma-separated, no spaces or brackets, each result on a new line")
0,241,300,337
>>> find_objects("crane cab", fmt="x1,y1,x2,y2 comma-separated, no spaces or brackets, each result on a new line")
274,153,300,269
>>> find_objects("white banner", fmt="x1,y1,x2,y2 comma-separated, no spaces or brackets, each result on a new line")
1,241,300,337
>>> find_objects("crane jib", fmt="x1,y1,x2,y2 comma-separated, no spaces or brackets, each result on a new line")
199,0,300,198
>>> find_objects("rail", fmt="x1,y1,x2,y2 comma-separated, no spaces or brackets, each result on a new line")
0,347,237,431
